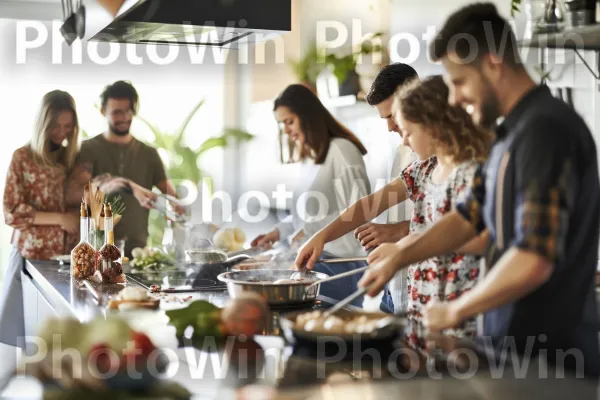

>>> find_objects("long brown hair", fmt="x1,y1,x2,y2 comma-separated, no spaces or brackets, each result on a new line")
393,76,493,163
274,84,367,164
30,90,79,169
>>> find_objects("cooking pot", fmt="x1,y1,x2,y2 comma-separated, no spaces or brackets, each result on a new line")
186,249,251,283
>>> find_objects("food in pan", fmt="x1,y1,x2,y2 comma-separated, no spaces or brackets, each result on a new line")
107,286,159,311
295,311,381,335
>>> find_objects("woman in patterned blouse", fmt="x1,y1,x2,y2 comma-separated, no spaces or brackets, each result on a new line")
385,76,493,348
3,90,82,260
0,90,82,348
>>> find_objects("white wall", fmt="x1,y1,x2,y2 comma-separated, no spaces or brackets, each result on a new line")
388,0,511,76
0,1,61,20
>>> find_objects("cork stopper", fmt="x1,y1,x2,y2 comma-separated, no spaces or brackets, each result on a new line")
103,203,112,218
80,201,88,218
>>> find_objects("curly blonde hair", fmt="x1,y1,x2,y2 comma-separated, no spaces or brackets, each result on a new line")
392,75,493,163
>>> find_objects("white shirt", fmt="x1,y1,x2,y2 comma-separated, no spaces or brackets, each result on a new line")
275,138,371,257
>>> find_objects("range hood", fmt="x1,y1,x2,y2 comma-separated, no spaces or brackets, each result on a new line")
82,0,291,48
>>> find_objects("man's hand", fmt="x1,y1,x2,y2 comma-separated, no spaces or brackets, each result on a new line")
358,242,404,296
423,300,463,333
170,202,186,216
131,184,158,209
354,221,410,250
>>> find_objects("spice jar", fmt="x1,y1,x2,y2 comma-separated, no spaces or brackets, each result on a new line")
71,202,96,279
97,203,123,282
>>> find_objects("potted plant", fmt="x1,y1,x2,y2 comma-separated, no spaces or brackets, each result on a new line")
288,45,323,92
138,100,254,247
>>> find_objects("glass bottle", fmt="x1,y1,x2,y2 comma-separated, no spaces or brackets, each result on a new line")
71,202,96,279
543,0,565,32
97,203,123,282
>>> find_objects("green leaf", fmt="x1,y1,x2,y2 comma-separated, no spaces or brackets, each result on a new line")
511,0,521,16
174,99,205,143
198,137,228,155
223,128,254,141
137,102,255,247
137,116,171,149
288,44,326,86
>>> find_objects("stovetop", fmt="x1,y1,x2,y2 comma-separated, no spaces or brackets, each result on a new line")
126,269,227,292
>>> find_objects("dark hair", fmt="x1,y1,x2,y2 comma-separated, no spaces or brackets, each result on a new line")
429,2,522,67
365,63,419,106
393,76,493,163
100,80,139,114
274,84,367,164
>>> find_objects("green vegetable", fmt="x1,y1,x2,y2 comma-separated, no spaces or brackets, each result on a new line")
195,312,224,338
166,300,220,337
130,249,176,271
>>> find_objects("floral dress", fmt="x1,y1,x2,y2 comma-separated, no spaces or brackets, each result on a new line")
400,157,481,350
3,146,77,260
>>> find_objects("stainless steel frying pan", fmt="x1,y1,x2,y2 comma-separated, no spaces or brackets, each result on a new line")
217,269,329,305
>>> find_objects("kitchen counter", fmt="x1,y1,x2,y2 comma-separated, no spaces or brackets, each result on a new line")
6,260,598,399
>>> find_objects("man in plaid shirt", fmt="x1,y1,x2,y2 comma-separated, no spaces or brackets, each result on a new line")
359,3,600,379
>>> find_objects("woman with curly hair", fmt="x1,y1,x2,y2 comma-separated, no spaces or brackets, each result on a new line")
295,75,493,345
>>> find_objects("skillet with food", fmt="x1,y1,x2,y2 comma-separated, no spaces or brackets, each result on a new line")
279,308,406,345
217,270,329,306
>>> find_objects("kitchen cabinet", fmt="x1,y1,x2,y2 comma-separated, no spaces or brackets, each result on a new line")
20,270,68,356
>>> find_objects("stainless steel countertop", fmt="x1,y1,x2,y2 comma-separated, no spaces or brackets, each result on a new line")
23,260,232,321
17,260,600,400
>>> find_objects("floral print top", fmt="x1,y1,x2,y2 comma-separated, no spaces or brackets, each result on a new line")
3,146,77,260
400,157,482,350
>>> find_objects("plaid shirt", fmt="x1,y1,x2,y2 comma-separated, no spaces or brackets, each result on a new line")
456,87,578,266
457,156,572,264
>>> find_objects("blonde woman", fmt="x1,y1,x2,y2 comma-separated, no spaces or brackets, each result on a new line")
1,90,82,347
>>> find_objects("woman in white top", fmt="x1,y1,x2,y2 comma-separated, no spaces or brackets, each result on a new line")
251,84,371,303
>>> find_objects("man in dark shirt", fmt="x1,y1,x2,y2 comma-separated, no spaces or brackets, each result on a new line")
76,81,179,256
358,3,600,378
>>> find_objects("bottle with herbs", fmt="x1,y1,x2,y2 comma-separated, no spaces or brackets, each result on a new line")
98,203,124,282
70,202,96,279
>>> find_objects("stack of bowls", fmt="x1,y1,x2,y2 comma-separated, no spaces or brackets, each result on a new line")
564,0,597,28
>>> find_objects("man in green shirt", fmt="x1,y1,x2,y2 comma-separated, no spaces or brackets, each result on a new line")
77,81,179,256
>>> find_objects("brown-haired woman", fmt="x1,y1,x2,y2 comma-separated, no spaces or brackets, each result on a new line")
0,90,82,347
250,84,371,304
296,76,493,343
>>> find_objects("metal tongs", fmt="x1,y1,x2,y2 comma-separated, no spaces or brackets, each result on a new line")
323,285,371,318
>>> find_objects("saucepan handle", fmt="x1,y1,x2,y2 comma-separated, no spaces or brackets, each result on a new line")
223,254,252,269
